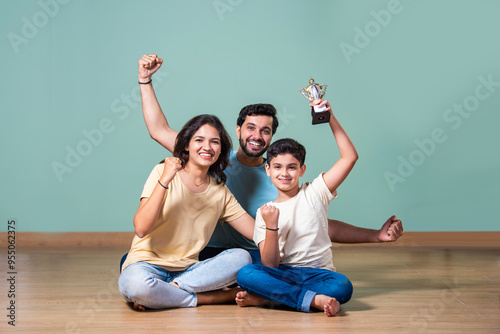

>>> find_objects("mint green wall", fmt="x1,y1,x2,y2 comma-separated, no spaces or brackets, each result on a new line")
1,0,499,232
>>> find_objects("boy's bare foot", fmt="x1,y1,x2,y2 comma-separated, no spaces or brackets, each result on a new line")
323,297,341,317
235,291,269,307
311,294,340,317
133,303,146,311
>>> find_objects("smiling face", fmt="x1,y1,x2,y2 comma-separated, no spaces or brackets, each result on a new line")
186,124,222,169
236,115,274,158
266,153,306,197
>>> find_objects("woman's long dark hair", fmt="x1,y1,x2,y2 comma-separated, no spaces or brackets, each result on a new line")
173,114,232,184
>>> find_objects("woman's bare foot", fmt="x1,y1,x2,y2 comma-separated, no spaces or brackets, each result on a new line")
131,285,239,309
235,291,269,307
311,294,340,317
133,303,146,311
197,287,243,305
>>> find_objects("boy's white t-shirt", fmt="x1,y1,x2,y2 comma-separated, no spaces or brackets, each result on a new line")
253,173,337,271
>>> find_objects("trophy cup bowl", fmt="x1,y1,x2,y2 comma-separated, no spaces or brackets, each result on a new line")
299,77,330,125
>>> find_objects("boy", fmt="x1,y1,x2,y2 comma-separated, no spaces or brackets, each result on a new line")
235,99,360,316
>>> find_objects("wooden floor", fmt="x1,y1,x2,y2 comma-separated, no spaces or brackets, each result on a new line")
1,245,499,334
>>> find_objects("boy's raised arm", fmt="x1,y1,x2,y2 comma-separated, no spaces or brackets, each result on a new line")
138,54,178,153
312,99,359,193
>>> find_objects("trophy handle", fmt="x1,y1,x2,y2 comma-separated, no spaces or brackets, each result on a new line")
299,88,310,101
320,84,328,99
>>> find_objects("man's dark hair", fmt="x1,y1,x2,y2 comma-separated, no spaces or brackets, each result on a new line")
172,114,232,184
266,138,306,166
236,104,279,135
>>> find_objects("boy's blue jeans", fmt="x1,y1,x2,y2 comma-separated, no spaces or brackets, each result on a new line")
237,264,353,313
118,248,251,309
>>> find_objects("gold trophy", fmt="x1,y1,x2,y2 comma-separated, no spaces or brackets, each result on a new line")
299,77,330,125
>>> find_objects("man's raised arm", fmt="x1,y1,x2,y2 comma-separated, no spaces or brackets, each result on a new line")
138,54,178,153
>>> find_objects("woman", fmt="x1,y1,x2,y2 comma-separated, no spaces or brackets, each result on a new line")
118,114,254,311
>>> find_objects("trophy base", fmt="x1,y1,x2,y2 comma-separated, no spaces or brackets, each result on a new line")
311,106,330,125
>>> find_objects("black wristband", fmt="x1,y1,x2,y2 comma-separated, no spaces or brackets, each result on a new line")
265,227,279,231
138,79,152,85
158,180,168,189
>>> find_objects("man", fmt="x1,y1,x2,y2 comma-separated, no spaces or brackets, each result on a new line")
137,54,403,261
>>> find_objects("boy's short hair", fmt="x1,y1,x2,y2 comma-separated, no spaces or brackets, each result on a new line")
266,138,306,166
236,104,279,135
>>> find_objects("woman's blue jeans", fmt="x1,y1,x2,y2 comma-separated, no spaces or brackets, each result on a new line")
237,264,353,313
118,248,251,309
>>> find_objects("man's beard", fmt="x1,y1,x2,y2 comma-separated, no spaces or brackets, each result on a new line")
239,137,267,158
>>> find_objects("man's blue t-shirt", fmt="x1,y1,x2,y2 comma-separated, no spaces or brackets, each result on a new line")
207,150,278,250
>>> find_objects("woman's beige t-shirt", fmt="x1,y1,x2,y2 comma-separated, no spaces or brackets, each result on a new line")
122,164,246,272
